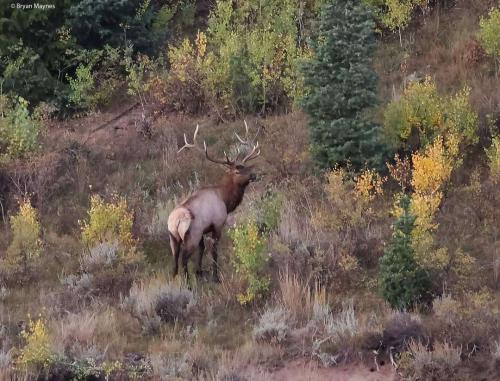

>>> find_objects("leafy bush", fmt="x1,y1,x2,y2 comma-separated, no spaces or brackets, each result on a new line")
300,0,386,170
229,221,270,305
253,307,290,344
379,196,431,310
81,195,135,250
319,167,383,230
486,135,500,184
410,137,453,270
203,0,310,115
67,46,124,111
125,49,160,112
18,316,54,370
478,7,500,73
6,199,42,267
0,96,42,162
255,191,283,233
366,0,429,33
67,63,95,110
383,77,478,154
161,31,211,114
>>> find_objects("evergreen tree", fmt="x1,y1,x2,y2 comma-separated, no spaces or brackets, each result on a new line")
300,0,386,170
379,196,432,310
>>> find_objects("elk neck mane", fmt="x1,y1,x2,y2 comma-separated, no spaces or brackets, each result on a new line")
218,173,249,213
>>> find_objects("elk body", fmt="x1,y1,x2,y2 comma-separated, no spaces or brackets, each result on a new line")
167,123,260,281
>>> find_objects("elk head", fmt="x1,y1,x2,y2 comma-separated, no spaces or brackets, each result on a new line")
178,121,261,187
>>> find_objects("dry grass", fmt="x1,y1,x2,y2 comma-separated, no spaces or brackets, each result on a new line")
278,271,313,324
403,340,462,380
51,306,136,360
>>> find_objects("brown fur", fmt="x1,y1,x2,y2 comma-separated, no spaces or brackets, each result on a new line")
167,166,256,281
168,122,260,281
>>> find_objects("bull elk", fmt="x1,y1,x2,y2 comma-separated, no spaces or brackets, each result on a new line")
167,122,261,282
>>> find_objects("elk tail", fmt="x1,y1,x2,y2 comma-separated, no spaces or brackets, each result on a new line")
168,207,193,242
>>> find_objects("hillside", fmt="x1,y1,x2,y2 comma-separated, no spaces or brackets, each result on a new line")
0,1,499,380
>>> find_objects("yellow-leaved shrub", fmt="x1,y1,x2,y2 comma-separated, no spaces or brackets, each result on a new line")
319,167,385,231
7,199,42,266
17,315,53,369
81,195,135,251
161,31,213,113
410,138,453,270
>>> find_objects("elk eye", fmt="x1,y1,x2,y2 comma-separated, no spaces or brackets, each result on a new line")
236,165,244,170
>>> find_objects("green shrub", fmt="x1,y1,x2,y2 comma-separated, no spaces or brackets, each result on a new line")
486,135,500,183
203,0,310,115
0,96,42,161
161,32,210,113
6,199,42,267
256,191,283,233
67,46,124,111
365,0,429,33
229,221,270,305
383,77,478,155
478,7,500,73
379,195,431,310
68,63,95,109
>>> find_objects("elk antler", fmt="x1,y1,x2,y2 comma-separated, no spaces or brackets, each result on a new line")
235,120,261,164
178,124,233,166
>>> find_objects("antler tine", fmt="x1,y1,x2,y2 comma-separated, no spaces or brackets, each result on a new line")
234,120,261,164
178,124,202,153
241,141,261,164
203,141,234,166
234,119,250,144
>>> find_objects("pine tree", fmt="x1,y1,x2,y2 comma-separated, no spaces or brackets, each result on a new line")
379,196,432,310
300,0,386,170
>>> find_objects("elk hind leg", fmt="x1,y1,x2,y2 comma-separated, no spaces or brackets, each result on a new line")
169,233,181,277
196,237,205,278
180,239,196,283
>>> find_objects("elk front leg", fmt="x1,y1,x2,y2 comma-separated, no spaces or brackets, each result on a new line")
211,230,221,283
196,237,205,278
169,233,180,277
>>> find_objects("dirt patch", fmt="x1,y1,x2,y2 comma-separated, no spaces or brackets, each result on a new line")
243,359,398,381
